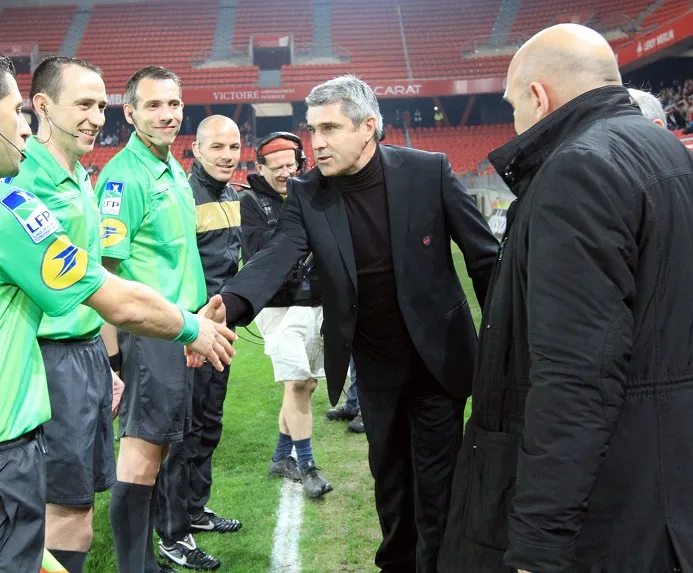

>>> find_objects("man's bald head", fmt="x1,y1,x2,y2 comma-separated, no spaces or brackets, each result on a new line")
193,115,241,182
196,114,240,144
505,24,622,134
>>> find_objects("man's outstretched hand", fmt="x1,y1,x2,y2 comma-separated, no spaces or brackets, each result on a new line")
185,295,237,370
200,294,227,324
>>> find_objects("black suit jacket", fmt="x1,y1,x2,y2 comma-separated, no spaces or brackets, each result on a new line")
223,145,499,404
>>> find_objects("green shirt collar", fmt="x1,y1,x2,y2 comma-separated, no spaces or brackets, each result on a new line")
25,136,88,188
125,131,171,180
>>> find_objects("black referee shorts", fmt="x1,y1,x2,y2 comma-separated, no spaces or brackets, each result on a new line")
0,430,46,573
117,332,194,444
39,337,116,507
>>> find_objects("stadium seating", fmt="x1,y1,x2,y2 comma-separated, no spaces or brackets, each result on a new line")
282,0,408,83
508,0,668,37
640,0,689,30
0,5,76,53
458,55,513,78
3,0,685,179
400,0,500,79
232,0,313,52
4,0,688,91
409,124,515,172
76,0,259,90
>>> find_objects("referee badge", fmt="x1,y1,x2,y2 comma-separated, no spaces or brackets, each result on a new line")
1,187,60,243
101,218,127,248
102,181,124,215
41,235,88,290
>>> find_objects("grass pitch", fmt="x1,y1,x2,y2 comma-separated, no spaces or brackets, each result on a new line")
86,247,480,573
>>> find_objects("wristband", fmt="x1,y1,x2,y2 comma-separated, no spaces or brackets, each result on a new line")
173,309,200,345
108,349,123,372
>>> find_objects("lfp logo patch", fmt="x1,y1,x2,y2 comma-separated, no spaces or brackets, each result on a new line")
41,235,88,290
1,188,60,243
102,181,124,215
101,218,127,248
0,177,14,184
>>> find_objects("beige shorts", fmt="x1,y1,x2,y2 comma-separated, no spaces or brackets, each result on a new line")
254,306,325,382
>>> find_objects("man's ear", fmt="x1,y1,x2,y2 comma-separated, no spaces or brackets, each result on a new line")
124,104,135,126
529,81,551,122
362,115,377,142
33,93,50,120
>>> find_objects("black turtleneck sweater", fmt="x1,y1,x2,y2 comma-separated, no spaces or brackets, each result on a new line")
330,147,411,360
222,149,411,357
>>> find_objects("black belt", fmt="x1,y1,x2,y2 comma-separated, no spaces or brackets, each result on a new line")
0,428,38,453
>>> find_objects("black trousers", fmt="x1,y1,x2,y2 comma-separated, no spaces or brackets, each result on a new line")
156,362,230,542
352,347,465,573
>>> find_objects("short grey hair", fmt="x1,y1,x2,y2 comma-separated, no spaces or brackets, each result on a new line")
305,75,384,140
628,88,667,125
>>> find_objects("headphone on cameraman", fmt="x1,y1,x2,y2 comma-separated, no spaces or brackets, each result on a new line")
255,131,306,174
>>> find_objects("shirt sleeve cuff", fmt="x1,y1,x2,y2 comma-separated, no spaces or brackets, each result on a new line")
220,292,252,326
505,535,576,573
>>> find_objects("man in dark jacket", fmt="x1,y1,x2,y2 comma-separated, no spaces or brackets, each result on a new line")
439,24,693,573
220,76,499,573
240,132,332,499
156,115,242,572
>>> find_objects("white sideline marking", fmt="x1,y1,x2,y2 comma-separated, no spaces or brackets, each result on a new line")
270,478,304,572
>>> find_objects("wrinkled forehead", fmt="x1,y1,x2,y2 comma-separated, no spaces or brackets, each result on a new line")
306,102,350,128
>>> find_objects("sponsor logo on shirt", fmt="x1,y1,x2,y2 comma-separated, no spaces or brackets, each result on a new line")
0,177,13,184
41,235,88,290
102,180,124,215
100,218,127,248
1,188,60,243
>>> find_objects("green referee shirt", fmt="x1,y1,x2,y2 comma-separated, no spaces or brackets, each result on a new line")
11,136,104,339
96,133,206,312
0,183,107,442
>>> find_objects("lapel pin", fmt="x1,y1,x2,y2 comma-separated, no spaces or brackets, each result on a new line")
422,235,431,246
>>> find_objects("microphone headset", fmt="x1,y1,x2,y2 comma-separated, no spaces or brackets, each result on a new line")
256,132,306,174
197,152,217,168
126,109,160,141
42,105,79,138
0,131,26,160
196,150,234,170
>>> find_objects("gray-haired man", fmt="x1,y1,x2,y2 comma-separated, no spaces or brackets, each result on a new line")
219,75,499,573
628,88,667,126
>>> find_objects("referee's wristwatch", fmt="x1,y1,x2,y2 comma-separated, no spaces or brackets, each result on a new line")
109,349,123,372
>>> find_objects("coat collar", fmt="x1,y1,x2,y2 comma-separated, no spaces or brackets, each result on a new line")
488,86,641,196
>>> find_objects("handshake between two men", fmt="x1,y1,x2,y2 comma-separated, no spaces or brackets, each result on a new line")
185,294,238,371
